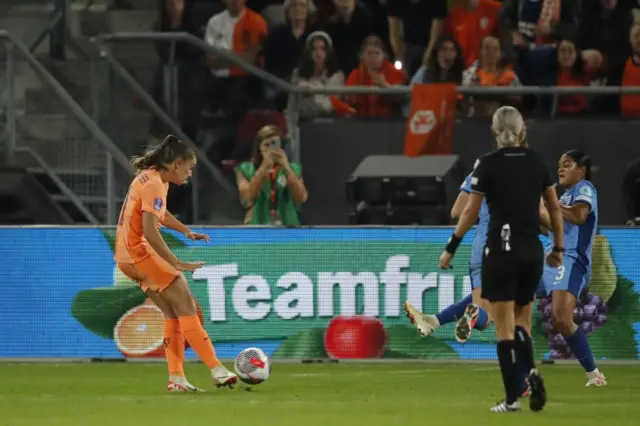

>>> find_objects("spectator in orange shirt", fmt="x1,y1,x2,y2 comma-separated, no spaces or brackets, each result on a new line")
462,36,522,117
440,0,502,67
346,35,407,118
202,0,268,114
595,23,640,116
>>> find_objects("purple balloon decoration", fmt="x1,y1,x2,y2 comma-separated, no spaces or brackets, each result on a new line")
595,314,607,326
581,321,595,333
544,303,553,317
538,298,549,311
583,304,597,321
573,307,583,323
600,303,609,314
591,295,603,308
586,293,595,304
550,350,563,360
552,333,566,346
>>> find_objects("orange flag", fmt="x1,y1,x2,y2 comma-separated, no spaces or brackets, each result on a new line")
404,83,458,156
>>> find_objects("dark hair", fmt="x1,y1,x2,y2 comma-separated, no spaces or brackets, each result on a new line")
563,149,592,180
425,35,464,84
131,135,195,172
296,35,340,80
554,39,585,80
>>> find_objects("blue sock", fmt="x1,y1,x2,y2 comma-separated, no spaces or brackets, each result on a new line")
564,327,597,373
435,294,472,325
474,306,489,330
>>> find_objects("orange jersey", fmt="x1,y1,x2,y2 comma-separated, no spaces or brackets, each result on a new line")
115,169,169,264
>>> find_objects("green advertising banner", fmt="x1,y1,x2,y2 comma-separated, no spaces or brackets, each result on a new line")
4,227,636,361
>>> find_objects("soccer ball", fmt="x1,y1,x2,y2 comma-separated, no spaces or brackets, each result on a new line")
234,347,271,385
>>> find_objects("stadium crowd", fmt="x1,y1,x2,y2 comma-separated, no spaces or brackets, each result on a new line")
150,0,640,123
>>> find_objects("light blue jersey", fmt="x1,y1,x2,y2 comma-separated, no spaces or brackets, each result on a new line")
460,173,490,289
538,180,598,297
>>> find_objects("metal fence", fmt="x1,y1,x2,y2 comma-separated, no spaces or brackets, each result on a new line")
95,31,640,165
0,31,134,225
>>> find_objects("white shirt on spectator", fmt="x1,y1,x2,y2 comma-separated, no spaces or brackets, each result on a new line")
204,9,243,77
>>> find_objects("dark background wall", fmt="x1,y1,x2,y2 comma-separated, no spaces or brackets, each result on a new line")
299,118,640,225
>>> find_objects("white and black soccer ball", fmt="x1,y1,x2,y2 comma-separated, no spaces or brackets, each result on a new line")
234,347,271,385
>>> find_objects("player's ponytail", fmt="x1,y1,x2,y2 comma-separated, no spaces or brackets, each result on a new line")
491,106,524,148
130,135,195,173
564,149,592,181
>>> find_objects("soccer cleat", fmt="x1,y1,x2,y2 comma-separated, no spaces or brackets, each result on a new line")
528,368,547,412
454,303,480,343
585,370,607,387
212,365,238,388
167,380,203,392
490,400,521,413
404,301,440,337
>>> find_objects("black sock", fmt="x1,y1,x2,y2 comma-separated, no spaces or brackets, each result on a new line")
514,325,536,373
497,340,519,405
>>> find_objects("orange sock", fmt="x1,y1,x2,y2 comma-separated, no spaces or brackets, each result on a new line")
179,315,220,370
163,319,185,377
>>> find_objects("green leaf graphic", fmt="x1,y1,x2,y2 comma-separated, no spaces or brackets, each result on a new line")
385,326,457,359
589,276,640,359
607,276,640,315
71,286,147,339
272,328,327,358
102,229,116,252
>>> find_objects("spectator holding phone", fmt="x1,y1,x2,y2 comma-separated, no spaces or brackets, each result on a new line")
235,125,308,225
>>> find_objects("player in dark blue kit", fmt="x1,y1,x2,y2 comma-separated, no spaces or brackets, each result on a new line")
404,173,492,343
539,150,607,387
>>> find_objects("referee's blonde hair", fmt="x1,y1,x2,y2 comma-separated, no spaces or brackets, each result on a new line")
491,106,525,148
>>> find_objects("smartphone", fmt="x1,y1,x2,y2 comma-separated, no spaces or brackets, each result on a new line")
269,139,281,150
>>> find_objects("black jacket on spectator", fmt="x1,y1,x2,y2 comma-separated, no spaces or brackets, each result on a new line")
324,2,375,75
578,0,634,61
264,23,316,80
500,0,580,51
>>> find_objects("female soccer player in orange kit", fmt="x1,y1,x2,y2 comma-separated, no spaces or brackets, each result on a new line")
115,135,237,391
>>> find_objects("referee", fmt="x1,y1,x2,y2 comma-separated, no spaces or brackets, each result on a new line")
439,106,565,413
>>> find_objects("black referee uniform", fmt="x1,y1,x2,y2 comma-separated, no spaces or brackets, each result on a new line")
470,146,554,305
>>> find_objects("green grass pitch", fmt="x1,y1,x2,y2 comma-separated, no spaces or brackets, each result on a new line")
1,363,639,426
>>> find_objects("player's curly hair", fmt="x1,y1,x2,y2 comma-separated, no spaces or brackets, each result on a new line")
130,135,195,173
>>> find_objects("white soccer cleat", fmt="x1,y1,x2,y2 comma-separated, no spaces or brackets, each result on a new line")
455,303,480,343
404,301,440,337
167,379,203,392
490,400,521,413
585,370,607,387
212,365,238,388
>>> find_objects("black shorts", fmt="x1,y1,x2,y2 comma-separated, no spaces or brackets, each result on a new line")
481,240,544,305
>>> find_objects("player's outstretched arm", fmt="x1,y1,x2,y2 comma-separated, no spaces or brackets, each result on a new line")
559,203,590,225
162,211,210,243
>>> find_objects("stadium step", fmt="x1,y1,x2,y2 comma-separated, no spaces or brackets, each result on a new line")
27,166,121,223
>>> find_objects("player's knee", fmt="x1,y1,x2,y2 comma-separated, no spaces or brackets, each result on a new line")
551,313,574,336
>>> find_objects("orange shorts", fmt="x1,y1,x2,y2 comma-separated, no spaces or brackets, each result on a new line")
118,251,181,293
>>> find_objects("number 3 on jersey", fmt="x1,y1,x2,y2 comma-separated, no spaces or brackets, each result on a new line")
554,265,566,283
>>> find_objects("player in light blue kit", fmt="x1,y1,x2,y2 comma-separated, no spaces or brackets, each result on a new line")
404,171,492,343
539,150,607,387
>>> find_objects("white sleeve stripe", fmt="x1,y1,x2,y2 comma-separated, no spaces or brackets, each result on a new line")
574,195,593,206
470,190,485,195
